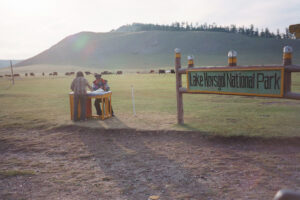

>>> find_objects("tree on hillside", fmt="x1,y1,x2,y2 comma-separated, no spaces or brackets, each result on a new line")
276,29,281,39
115,22,294,40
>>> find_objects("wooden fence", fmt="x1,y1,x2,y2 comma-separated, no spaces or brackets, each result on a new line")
175,46,300,124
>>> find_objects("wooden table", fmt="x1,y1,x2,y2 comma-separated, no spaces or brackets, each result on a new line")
69,91,112,120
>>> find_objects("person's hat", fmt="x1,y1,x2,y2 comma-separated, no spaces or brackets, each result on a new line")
94,73,101,78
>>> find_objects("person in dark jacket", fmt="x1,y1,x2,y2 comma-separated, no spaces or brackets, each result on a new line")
92,74,114,116
70,71,92,121
93,74,105,116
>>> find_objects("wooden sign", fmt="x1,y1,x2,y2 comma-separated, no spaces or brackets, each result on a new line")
289,24,300,39
187,67,284,97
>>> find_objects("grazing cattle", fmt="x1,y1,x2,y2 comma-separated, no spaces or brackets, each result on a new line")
65,72,73,76
85,71,91,75
69,72,75,75
13,74,20,77
49,73,53,76
170,69,175,73
42,72,45,76
149,70,155,73
5,74,11,77
53,72,58,76
158,69,166,74
30,73,35,76
116,71,123,75
101,71,113,75
136,71,140,74
25,73,28,77
0,75,3,78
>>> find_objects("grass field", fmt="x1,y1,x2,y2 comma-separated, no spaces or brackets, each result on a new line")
0,71,300,137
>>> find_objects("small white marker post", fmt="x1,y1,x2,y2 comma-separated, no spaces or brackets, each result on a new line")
131,85,136,116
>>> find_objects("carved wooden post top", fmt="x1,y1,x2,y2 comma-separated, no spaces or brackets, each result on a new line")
228,50,237,66
188,55,194,68
283,46,293,66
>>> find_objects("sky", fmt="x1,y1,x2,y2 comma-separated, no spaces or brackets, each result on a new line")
0,0,300,59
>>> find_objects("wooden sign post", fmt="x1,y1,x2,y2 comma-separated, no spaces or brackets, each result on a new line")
10,60,14,85
289,24,300,39
175,46,300,124
175,48,184,124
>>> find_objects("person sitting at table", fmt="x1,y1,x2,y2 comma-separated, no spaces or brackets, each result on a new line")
70,71,93,121
92,74,114,116
92,74,106,116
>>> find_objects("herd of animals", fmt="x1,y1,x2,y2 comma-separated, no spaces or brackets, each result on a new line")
0,69,175,78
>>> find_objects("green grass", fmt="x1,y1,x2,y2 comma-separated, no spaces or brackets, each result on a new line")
0,72,300,137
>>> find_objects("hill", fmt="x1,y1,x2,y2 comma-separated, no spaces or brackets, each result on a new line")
16,31,300,69
0,60,23,68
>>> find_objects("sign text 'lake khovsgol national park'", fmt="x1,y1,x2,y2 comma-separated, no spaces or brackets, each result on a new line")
187,68,284,97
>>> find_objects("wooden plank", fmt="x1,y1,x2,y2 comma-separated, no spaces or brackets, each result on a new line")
178,65,284,74
285,92,300,100
285,65,300,72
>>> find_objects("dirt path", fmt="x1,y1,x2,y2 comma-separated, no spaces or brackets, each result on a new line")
1,127,300,200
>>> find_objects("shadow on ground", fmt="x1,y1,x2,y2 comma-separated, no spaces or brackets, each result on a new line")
78,129,212,199
70,116,130,130
51,125,300,200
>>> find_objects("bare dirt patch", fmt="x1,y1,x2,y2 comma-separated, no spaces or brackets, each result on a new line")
1,126,300,200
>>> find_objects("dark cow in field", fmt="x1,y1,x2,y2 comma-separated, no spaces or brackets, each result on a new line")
101,71,113,75
116,71,123,75
13,74,20,77
65,72,75,76
30,73,35,76
25,73,28,77
149,70,155,73
85,71,91,75
42,72,45,76
170,69,175,73
53,72,58,76
49,73,53,76
158,69,166,74
0,75,3,78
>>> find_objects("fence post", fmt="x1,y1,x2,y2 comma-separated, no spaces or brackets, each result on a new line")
188,55,194,68
175,48,184,124
283,46,293,94
228,50,237,66
10,60,14,85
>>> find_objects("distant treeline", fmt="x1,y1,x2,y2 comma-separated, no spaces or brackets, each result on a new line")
115,22,295,40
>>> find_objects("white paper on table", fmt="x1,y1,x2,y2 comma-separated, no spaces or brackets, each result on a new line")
87,89,111,96
69,89,111,96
